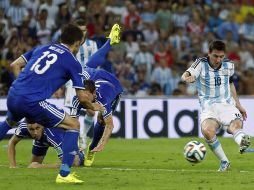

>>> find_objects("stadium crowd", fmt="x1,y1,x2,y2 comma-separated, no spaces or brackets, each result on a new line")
0,0,254,97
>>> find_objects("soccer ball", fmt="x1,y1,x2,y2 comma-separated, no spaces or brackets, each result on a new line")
183,141,206,163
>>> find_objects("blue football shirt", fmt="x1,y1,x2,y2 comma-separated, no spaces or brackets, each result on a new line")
10,44,85,102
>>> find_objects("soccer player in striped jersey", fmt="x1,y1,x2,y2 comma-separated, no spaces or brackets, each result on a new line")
181,40,250,171
64,20,121,150
8,122,84,168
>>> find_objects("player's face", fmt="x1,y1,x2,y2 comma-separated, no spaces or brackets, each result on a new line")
27,123,44,140
208,49,225,69
73,40,83,54
86,90,96,102
79,25,87,40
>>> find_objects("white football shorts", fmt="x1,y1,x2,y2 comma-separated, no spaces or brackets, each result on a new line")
200,103,243,127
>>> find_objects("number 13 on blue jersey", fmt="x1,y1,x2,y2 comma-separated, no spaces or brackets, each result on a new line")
30,51,58,74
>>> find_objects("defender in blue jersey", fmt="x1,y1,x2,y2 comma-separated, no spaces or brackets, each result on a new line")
8,122,84,168
64,20,121,150
70,68,123,166
0,24,105,184
182,40,250,171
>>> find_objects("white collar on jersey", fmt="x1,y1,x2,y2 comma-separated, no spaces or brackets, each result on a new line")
60,43,70,50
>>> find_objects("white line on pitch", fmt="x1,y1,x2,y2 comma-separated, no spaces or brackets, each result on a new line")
84,167,254,173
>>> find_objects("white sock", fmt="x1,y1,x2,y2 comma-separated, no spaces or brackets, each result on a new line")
206,137,229,162
84,115,94,135
233,129,245,145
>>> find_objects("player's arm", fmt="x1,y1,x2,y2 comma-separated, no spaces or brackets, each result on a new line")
10,57,27,78
230,82,247,120
91,113,114,152
76,89,105,112
181,71,196,83
181,59,202,83
8,135,22,168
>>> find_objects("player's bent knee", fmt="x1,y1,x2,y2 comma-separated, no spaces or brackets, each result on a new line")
229,119,243,131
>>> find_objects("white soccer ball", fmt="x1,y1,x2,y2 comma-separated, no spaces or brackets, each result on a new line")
183,141,206,163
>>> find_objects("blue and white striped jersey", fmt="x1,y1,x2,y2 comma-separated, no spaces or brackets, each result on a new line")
76,39,98,67
15,122,64,158
187,57,235,108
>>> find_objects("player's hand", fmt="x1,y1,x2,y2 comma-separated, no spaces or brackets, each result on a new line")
93,102,105,113
184,75,196,83
237,105,247,121
91,143,105,152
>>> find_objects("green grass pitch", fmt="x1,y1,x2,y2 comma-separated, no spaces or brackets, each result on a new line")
0,137,254,190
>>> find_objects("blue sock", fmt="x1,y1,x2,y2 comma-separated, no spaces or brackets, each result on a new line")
60,130,79,177
86,39,111,68
89,122,105,150
0,121,11,140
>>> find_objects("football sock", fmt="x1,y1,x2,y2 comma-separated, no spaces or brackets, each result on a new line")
206,136,229,162
84,114,94,135
89,122,105,150
0,121,11,140
60,129,79,177
86,39,111,68
233,129,245,145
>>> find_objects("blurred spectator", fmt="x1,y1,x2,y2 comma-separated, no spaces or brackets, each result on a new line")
124,4,141,29
55,3,71,29
155,1,172,32
238,13,254,42
216,13,239,42
147,83,164,96
39,0,58,25
134,42,154,83
168,26,190,51
151,59,172,90
143,22,159,45
36,9,52,45
140,1,156,24
6,0,28,28
124,34,140,58
122,20,144,42
154,42,174,68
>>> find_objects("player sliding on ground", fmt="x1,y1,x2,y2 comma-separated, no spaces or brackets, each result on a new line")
8,122,84,168
181,40,251,171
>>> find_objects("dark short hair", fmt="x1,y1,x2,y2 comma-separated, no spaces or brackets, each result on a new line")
60,23,83,45
83,80,96,93
209,40,226,52
74,18,86,26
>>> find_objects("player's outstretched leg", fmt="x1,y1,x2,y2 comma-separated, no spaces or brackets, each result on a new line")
232,128,251,154
107,23,121,45
56,129,84,184
84,122,105,167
